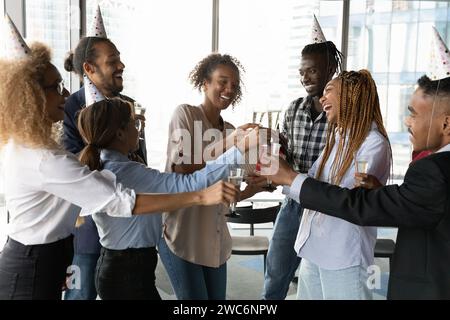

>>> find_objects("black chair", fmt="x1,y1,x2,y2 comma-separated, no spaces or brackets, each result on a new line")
227,203,280,273
374,238,396,270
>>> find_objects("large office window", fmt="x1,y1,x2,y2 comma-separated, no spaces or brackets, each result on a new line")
86,0,212,169
348,0,450,178
25,0,71,87
219,0,343,129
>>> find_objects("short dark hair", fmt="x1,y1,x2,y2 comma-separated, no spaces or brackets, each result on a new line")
417,75,450,96
64,37,114,76
301,41,344,75
189,53,245,105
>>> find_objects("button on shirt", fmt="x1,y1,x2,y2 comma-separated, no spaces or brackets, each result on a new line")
286,123,391,270
93,147,243,250
2,140,135,246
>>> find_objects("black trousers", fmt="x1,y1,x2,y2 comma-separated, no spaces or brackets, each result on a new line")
95,246,161,300
0,236,74,300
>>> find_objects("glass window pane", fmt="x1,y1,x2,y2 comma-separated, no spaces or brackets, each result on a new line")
25,0,71,87
348,0,450,180
86,0,212,169
219,0,343,128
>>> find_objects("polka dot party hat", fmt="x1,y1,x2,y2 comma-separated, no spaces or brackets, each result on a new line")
0,14,30,60
88,5,107,38
84,74,105,107
311,14,326,44
427,26,450,81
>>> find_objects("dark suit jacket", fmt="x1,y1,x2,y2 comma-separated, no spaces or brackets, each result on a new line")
300,151,450,299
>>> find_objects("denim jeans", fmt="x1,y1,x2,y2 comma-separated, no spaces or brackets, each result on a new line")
64,253,98,300
0,236,73,300
297,259,373,300
262,198,302,300
158,237,227,300
95,247,161,300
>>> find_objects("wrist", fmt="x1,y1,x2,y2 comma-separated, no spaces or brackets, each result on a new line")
194,191,204,206
285,170,298,186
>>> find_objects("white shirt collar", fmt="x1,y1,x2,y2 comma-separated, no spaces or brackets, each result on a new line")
436,143,450,153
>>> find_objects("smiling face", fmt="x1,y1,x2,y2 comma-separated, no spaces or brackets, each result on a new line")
405,88,450,152
299,53,331,97
203,64,239,111
84,41,125,97
319,78,341,124
42,63,69,122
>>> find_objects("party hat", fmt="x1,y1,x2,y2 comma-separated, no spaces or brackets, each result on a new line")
311,14,326,44
84,74,105,107
427,27,450,81
88,5,107,38
0,14,30,59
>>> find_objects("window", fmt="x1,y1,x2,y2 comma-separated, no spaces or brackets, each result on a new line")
25,0,71,87
348,0,450,179
219,0,343,129
86,0,212,169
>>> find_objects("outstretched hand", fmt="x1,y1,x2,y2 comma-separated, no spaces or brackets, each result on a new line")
255,153,298,186
200,181,240,207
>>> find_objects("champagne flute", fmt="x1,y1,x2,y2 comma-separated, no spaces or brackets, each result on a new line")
134,102,146,140
225,168,244,218
355,156,368,174
354,153,369,186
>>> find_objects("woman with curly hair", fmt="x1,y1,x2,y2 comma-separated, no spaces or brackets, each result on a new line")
0,25,239,299
159,53,262,299
292,69,392,299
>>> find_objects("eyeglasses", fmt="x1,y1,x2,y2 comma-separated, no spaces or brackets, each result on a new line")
44,80,65,96
134,119,142,132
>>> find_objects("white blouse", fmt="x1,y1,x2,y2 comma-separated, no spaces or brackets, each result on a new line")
294,123,391,269
1,140,135,245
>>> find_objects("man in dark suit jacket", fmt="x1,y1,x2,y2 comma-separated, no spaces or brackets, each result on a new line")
260,75,450,299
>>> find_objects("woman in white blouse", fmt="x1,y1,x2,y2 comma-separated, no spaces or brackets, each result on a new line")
0,42,239,300
293,70,392,299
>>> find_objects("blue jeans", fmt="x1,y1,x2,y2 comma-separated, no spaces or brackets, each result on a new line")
158,237,227,300
262,198,302,300
64,253,98,300
297,259,372,300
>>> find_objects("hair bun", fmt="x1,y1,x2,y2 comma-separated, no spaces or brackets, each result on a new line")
64,52,74,72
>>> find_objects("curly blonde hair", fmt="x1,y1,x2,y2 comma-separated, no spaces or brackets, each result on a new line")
0,42,60,148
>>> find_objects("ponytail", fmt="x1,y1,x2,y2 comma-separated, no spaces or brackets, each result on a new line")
79,144,102,171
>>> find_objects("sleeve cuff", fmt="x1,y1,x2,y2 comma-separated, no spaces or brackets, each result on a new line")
282,174,308,203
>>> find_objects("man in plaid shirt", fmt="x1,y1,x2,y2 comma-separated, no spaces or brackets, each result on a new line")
262,40,344,299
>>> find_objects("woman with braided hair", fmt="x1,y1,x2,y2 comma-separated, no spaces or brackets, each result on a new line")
293,69,392,299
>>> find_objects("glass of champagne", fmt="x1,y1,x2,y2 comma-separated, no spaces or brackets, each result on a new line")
225,168,245,218
355,156,369,174
134,102,146,140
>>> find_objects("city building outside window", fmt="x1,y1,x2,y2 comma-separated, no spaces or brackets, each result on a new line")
25,0,71,87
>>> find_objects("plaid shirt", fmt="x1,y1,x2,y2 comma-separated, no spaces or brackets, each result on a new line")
282,96,328,173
